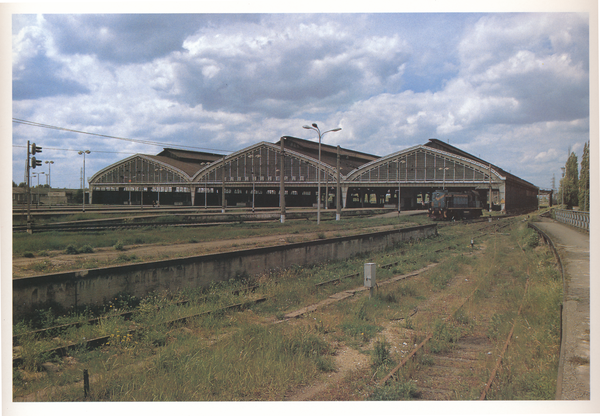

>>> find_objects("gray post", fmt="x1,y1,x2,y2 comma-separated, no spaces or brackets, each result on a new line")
222,156,226,213
280,137,286,223
364,263,377,298
336,145,341,221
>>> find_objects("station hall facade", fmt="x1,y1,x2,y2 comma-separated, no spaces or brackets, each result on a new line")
88,137,539,213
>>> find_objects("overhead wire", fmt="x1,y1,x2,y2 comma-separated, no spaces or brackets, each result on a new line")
12,118,233,154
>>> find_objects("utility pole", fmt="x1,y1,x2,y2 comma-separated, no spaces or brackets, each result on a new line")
26,141,31,233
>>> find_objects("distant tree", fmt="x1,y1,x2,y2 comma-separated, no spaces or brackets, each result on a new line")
559,152,579,208
74,189,83,203
13,181,17,187
578,142,590,212
18,182,26,188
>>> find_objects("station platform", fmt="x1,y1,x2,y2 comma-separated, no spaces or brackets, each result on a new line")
533,218,590,400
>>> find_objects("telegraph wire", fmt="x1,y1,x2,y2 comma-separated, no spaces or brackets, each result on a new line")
12,118,233,154
12,144,137,155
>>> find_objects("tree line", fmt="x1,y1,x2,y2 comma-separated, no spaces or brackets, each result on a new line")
559,141,589,212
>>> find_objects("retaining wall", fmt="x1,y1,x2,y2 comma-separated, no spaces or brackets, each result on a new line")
13,224,437,318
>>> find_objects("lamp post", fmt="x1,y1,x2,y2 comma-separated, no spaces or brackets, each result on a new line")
78,150,90,212
154,168,162,206
247,153,261,212
33,172,43,208
302,123,341,225
397,158,406,213
439,166,449,190
561,166,566,207
44,160,54,187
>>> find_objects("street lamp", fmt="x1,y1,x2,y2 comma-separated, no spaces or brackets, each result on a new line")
439,166,449,190
247,153,261,213
33,172,44,208
302,123,341,225
44,160,54,187
78,150,90,212
561,166,566,207
397,158,406,213
154,167,163,206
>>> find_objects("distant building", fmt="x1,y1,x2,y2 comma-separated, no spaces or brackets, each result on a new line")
88,137,539,214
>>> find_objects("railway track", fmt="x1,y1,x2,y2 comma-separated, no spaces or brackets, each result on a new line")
12,208,392,233
373,217,553,401
14,215,557,401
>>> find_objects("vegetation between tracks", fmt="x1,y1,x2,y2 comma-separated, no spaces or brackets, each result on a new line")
13,214,431,274
13,213,562,401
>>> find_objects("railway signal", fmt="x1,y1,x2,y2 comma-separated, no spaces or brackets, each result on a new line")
31,157,42,168
31,142,42,155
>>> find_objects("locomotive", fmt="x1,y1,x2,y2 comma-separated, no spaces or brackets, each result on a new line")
428,189,483,220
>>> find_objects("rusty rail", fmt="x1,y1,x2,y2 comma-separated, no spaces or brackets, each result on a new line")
13,297,266,367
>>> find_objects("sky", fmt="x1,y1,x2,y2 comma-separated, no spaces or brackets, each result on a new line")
9,5,594,191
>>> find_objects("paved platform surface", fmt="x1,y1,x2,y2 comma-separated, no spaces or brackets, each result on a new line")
534,218,590,400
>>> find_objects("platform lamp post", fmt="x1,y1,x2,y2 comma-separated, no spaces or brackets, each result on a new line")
302,123,341,225
154,167,163,206
247,153,261,212
78,150,90,212
33,172,43,208
439,166,449,190
44,160,54,187
397,158,406,214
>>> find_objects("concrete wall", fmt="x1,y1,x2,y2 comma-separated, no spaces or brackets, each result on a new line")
13,224,437,318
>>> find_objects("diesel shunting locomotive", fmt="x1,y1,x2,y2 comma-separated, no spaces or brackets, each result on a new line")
428,189,483,220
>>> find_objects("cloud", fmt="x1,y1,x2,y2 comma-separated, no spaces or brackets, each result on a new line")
43,14,262,65
11,12,590,191
159,17,410,117
12,19,90,100
13,52,90,100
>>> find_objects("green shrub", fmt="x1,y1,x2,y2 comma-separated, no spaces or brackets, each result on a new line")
65,244,79,254
23,251,35,258
114,240,125,251
369,380,419,400
80,244,94,253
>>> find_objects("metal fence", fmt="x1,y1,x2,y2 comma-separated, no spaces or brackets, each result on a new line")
554,209,590,231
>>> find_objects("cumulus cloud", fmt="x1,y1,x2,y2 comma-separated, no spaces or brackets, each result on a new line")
11,12,590,190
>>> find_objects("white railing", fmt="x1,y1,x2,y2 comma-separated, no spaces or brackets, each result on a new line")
554,209,590,231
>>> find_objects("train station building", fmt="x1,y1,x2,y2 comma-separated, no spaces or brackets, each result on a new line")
88,137,539,213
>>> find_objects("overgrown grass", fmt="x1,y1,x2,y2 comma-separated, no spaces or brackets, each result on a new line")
12,214,562,401
13,214,425,258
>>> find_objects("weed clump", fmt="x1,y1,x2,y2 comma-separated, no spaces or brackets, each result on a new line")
428,320,461,354
65,244,79,254
368,380,419,400
372,337,392,368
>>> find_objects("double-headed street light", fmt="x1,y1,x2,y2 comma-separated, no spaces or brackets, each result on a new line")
78,150,91,212
302,123,341,225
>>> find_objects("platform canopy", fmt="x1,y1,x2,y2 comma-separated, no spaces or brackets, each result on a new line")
346,143,504,188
